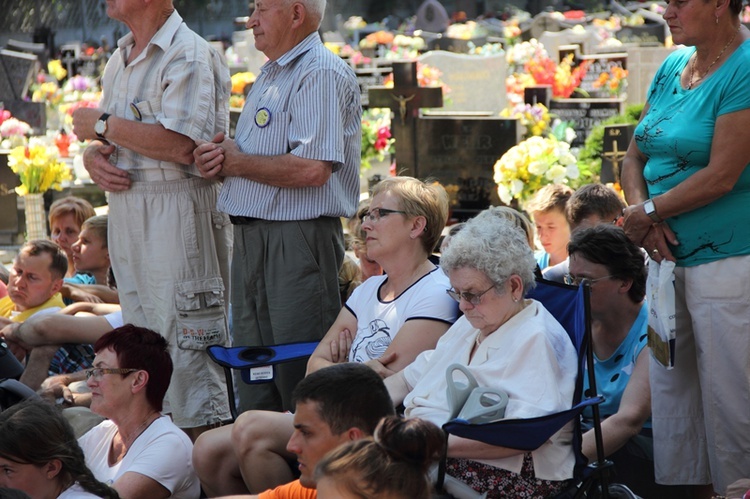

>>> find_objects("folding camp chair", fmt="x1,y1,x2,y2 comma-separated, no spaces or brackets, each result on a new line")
435,278,634,499
0,339,38,412
207,341,319,421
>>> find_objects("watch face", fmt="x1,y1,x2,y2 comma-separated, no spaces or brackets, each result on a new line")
95,119,107,136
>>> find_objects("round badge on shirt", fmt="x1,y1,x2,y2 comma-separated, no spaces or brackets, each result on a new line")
255,108,271,128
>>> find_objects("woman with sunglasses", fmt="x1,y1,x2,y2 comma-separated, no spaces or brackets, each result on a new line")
192,176,460,496
385,213,578,498
77,325,200,498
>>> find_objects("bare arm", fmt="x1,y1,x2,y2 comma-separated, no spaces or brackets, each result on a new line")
582,348,651,461
194,135,333,188
384,370,411,407
73,108,196,165
113,472,171,499
62,283,120,304
306,308,359,375
447,435,525,460
362,319,450,378
4,313,114,347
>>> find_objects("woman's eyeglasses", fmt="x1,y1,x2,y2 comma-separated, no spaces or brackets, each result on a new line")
360,208,407,223
85,368,139,380
446,284,496,306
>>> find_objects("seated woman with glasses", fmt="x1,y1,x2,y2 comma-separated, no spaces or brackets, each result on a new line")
567,224,680,498
385,215,578,498
192,176,460,496
77,325,200,499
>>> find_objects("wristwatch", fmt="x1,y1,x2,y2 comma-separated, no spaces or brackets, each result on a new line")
643,199,662,223
94,113,110,139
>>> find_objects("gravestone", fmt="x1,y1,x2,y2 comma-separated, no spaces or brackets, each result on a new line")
523,13,564,41
573,52,628,99
616,9,668,46
541,29,600,63
356,66,392,108
416,116,521,214
0,152,21,245
601,124,633,184
549,98,625,147
415,0,450,33
524,85,552,108
231,30,269,76
369,61,443,175
0,49,46,134
419,51,507,115
624,45,674,106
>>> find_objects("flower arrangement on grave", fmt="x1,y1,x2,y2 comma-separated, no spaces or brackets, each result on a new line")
493,135,580,205
359,31,395,49
360,109,394,170
467,42,504,56
743,4,750,22
504,21,523,46
445,21,487,40
229,72,256,109
382,35,426,60
338,45,372,66
381,63,451,97
592,65,628,97
525,53,591,99
1,116,32,149
7,142,72,196
501,103,551,138
505,39,548,72
57,75,101,129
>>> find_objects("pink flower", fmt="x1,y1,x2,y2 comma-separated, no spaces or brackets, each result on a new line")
377,126,391,139
0,109,10,126
374,137,389,151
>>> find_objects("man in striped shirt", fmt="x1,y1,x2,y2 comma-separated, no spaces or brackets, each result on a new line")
194,0,361,413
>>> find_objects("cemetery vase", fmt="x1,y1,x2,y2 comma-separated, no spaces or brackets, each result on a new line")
24,193,46,241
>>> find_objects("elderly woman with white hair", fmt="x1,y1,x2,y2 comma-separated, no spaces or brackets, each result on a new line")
386,214,578,498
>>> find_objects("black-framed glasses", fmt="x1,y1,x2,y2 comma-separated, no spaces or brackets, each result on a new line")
360,208,407,223
85,368,139,380
563,274,615,286
446,284,496,306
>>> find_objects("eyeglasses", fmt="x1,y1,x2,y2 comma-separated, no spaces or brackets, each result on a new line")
446,284,496,306
563,274,615,286
360,208,407,223
85,368,139,380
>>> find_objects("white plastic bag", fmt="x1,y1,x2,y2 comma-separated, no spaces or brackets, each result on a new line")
647,259,676,369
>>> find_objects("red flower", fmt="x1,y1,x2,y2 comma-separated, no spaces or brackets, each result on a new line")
377,126,391,139
374,137,389,151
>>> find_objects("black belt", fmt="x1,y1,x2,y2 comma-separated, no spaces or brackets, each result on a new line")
229,215,263,225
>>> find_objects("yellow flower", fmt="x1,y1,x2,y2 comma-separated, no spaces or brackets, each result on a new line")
8,145,72,195
230,72,256,95
48,60,67,81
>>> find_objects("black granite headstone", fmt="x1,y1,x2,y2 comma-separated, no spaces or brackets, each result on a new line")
549,98,624,147
416,116,521,215
601,124,633,184
356,66,392,108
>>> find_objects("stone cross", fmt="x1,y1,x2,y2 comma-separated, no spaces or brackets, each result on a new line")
368,61,443,175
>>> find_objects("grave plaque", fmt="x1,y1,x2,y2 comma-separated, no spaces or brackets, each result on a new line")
356,66,392,108
416,117,521,213
419,51,506,114
549,98,624,147
574,52,628,99
616,24,666,45
601,124,633,184
0,49,46,133
541,29,599,63
0,49,37,100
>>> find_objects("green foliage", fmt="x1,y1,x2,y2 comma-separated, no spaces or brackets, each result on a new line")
577,103,645,182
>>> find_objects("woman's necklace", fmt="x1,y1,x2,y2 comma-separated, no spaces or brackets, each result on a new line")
120,412,158,448
688,24,741,90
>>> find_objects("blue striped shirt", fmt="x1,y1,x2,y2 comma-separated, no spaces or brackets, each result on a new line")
217,32,361,220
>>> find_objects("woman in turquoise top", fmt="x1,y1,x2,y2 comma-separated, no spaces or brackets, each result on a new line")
621,0,750,494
